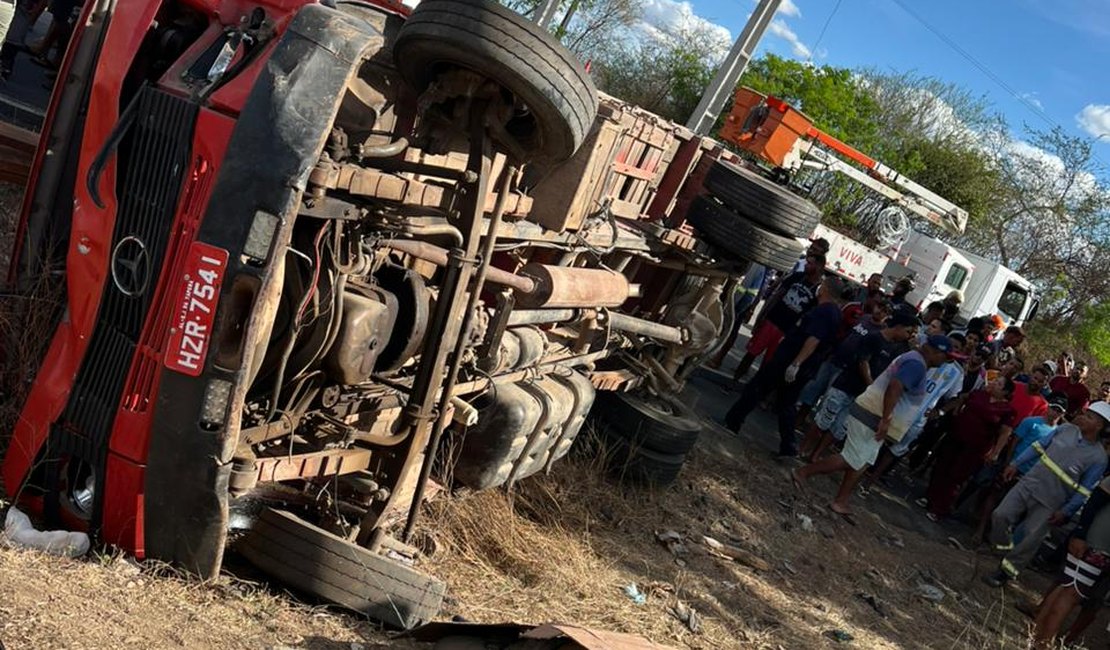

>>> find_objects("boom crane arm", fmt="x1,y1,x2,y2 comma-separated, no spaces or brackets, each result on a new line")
719,87,968,235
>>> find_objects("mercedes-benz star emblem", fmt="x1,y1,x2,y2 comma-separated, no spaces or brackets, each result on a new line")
111,235,151,297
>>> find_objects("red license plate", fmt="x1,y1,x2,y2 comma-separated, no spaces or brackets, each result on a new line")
165,242,229,376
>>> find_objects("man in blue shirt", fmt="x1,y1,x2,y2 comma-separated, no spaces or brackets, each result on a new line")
791,337,953,517
1013,394,1069,474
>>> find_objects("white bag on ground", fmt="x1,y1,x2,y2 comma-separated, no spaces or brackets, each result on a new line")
2,506,90,558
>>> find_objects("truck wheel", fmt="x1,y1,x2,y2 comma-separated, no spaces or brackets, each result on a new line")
704,160,821,238
602,431,686,487
687,195,805,271
238,508,446,630
393,0,598,163
594,391,701,455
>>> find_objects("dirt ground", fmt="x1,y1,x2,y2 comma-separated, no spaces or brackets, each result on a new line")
416,368,1093,649
0,174,1105,648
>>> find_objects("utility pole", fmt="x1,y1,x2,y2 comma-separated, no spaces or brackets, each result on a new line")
533,0,561,28
685,0,782,135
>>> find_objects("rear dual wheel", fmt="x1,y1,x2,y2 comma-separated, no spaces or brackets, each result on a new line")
687,195,806,272
590,392,702,487
703,160,821,238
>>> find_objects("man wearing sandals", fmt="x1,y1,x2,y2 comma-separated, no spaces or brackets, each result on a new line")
791,335,953,518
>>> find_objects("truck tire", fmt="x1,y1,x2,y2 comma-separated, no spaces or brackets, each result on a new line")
704,159,821,238
602,431,686,487
393,0,598,163
686,195,805,271
594,391,701,455
239,508,445,630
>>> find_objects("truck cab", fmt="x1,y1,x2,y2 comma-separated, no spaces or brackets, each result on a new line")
892,230,975,310
957,250,1038,326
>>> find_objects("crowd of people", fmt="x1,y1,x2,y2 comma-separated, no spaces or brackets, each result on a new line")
713,239,1110,648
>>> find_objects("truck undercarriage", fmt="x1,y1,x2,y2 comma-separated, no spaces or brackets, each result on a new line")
1,0,822,629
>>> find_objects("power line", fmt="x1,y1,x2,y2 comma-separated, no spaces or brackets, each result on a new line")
811,0,843,58
886,0,1055,129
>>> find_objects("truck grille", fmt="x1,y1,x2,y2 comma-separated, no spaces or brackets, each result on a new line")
45,87,198,527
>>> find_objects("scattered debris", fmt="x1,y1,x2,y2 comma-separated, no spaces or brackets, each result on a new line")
644,581,675,597
916,583,945,603
670,601,701,633
855,592,889,618
656,530,688,557
2,506,90,558
796,514,815,532
701,535,771,572
865,568,885,585
385,549,415,566
622,583,646,605
702,535,724,551
879,534,904,548
946,536,966,551
782,560,798,575
824,629,854,643
675,558,687,568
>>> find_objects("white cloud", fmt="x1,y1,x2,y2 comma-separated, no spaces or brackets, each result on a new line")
767,19,811,58
1019,92,1043,111
635,0,733,61
1076,104,1110,139
778,0,801,17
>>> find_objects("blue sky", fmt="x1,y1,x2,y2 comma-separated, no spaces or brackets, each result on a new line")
669,0,1110,146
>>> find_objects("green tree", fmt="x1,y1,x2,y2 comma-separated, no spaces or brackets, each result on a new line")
591,25,720,123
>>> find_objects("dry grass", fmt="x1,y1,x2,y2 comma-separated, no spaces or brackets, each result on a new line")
417,425,1082,649
0,181,59,462
0,543,417,649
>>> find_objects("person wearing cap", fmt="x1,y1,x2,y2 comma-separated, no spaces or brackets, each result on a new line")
731,253,825,381
861,334,967,492
1049,362,1091,418
791,336,951,517
798,309,918,462
966,391,1069,545
983,401,1110,587
921,376,1017,521
726,275,847,457
905,342,992,474
790,237,831,273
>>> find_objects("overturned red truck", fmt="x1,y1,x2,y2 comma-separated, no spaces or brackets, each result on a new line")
2,0,819,628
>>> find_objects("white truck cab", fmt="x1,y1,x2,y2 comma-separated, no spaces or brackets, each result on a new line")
889,230,975,311
806,226,1037,326
955,250,1038,326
